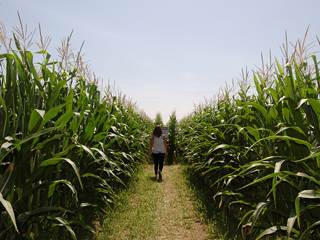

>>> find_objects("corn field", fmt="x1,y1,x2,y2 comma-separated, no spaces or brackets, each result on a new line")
2,17,320,240
177,34,320,239
0,23,153,239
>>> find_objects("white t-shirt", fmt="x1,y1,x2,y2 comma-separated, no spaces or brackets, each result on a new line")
152,135,165,153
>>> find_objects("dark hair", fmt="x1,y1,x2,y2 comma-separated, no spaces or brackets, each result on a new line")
153,125,163,138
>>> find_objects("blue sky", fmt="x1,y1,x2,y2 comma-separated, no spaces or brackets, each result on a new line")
1,1,320,123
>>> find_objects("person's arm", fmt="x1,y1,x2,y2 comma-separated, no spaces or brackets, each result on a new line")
149,135,154,157
163,135,168,157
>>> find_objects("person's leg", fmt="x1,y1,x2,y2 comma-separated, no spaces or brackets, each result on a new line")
159,153,164,172
152,153,159,177
158,153,165,180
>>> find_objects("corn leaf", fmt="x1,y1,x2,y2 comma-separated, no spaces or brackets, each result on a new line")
0,193,19,233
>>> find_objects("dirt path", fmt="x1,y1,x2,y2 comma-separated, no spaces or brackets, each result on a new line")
155,164,207,240
97,164,210,240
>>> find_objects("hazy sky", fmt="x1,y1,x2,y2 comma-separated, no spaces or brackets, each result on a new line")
1,1,320,123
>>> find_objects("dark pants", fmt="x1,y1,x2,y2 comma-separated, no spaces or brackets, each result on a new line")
152,153,164,175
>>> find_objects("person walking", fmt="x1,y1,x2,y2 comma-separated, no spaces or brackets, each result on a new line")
149,125,168,180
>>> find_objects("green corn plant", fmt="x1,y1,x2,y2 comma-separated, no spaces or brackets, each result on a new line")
177,35,320,239
0,20,153,239
167,111,177,165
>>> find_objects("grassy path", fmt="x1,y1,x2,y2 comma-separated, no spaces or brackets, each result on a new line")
96,164,212,240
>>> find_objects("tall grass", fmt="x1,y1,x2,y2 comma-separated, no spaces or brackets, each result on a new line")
177,30,320,239
0,19,153,239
